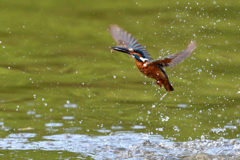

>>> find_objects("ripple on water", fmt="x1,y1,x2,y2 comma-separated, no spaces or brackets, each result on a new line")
0,126,11,131
63,127,82,132
177,103,188,108
45,123,63,127
111,126,123,130
131,125,146,129
224,125,237,130
8,133,37,138
27,111,35,115
18,127,34,131
35,114,42,118
94,128,111,133
211,128,226,133
62,116,75,120
63,104,77,108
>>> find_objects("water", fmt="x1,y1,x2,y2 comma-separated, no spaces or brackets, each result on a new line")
0,0,239,159
1,133,239,159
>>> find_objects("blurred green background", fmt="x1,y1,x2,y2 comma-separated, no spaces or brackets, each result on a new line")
0,0,239,159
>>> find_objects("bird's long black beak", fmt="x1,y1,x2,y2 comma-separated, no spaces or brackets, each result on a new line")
111,47,131,55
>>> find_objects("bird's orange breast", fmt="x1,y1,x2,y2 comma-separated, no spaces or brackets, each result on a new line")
133,59,166,80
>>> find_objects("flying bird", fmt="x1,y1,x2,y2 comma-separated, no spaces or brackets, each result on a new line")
109,25,196,91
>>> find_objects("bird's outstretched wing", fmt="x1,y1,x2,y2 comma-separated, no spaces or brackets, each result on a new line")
150,41,196,68
109,24,153,60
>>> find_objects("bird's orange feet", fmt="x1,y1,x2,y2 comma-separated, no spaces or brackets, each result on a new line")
156,80,162,88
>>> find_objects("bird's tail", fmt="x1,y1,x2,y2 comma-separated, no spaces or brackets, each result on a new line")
169,84,174,91
163,82,174,92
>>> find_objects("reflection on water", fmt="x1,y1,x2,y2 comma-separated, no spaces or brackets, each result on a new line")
0,132,239,159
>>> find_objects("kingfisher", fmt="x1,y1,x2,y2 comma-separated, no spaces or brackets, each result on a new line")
109,25,196,92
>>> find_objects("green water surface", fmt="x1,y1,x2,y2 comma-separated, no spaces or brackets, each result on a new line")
0,0,239,159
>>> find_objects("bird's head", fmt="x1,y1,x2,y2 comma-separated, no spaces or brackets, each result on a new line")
111,47,149,62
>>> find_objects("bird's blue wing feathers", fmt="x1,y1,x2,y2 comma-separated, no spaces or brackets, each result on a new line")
151,41,196,68
109,25,152,60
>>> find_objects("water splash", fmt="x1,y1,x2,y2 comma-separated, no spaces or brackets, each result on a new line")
160,92,168,100
1,132,240,159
